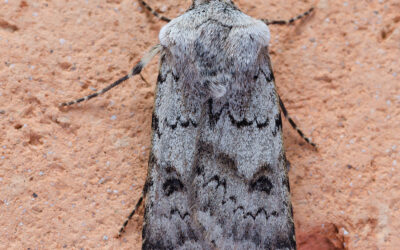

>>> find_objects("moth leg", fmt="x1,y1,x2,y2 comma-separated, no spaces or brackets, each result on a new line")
117,192,144,238
139,0,171,22
261,7,314,25
59,44,161,107
279,95,317,148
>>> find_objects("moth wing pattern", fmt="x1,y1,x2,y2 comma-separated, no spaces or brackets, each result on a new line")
143,1,295,249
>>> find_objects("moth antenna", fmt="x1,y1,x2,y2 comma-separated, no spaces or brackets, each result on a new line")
279,95,317,149
261,7,314,25
117,193,144,238
140,0,171,22
59,44,162,107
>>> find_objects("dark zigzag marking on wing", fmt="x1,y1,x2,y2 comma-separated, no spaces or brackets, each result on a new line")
164,117,198,130
207,99,270,128
151,113,198,138
228,113,253,127
160,208,190,220
232,207,276,221
170,208,190,220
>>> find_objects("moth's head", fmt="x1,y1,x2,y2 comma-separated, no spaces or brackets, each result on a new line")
192,0,234,7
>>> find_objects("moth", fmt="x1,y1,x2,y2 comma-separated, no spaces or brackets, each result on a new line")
61,0,315,249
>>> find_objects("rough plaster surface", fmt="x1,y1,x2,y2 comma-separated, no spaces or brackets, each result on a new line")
0,0,399,249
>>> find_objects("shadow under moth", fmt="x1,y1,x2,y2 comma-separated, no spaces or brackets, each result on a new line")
61,0,315,249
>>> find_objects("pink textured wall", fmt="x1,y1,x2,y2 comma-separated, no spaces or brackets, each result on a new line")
0,0,399,249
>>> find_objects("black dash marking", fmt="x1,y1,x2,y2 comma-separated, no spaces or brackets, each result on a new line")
151,112,161,137
275,113,282,131
273,113,282,136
